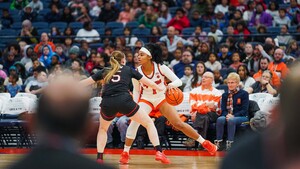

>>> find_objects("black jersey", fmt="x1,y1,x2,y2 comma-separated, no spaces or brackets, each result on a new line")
91,65,143,97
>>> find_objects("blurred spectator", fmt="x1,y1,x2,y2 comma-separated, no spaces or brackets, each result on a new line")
276,25,293,44
201,5,216,28
208,25,224,43
273,8,291,27
4,66,23,86
229,10,243,27
4,52,18,73
182,0,193,18
17,20,38,45
6,73,22,97
49,27,62,44
65,46,80,67
1,9,13,29
45,4,61,23
75,21,100,43
237,64,255,89
14,61,27,82
268,48,289,80
55,44,67,64
48,54,61,70
130,0,142,20
266,2,279,19
106,115,129,148
27,56,43,76
76,5,92,23
71,58,87,80
173,50,197,78
25,69,47,96
0,65,7,80
190,72,222,142
63,26,75,37
149,26,162,43
101,28,115,46
214,0,229,16
21,5,37,22
253,25,267,43
63,37,74,56
80,40,91,57
18,41,28,58
97,1,119,23
157,2,172,27
167,8,190,33
235,0,247,12
48,0,65,9
229,52,244,70
10,0,28,10
138,5,157,29
122,27,138,47
253,57,281,88
27,0,43,13
286,40,300,58
117,2,133,25
68,0,89,19
249,3,272,27
159,26,191,53
60,6,75,23
189,10,203,28
195,42,210,62
213,70,224,86
234,21,251,42
89,0,104,19
192,0,208,15
180,64,193,90
184,61,207,92
218,43,232,68
169,48,182,69
39,45,55,69
208,36,219,54
205,53,222,72
286,0,300,21
188,26,207,43
242,0,256,23
34,33,56,57
247,70,277,96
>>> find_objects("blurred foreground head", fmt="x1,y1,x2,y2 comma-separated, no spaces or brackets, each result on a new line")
37,76,91,138
280,63,300,158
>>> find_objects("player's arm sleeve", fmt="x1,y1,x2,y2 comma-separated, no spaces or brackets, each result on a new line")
80,70,103,86
132,78,141,103
160,64,182,87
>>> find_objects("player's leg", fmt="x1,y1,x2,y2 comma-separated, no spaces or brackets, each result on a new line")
96,115,113,163
159,102,217,155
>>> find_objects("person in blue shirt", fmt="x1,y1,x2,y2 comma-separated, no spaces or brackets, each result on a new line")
6,74,22,97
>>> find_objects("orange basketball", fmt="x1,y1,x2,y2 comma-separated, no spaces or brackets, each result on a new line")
165,88,184,106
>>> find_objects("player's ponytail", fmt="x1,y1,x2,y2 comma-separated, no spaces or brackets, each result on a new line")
104,51,125,84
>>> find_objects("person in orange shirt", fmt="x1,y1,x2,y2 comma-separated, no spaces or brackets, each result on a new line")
34,33,56,57
253,57,281,88
268,48,289,80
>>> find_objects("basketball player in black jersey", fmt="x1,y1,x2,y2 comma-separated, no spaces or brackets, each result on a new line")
80,51,170,164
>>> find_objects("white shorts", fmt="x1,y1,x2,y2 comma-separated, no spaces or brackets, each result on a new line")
139,94,166,110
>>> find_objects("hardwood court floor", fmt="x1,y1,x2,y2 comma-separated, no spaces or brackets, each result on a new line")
0,149,225,169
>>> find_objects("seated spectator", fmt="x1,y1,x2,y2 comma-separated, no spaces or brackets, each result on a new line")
276,25,293,44
39,45,55,69
273,8,291,27
71,58,87,81
229,10,243,27
242,0,256,23
24,65,45,86
180,65,193,90
265,1,279,19
246,70,277,96
10,0,28,10
48,0,64,9
157,2,172,27
229,52,244,70
249,3,272,27
60,6,75,23
189,10,203,28
65,46,80,68
188,26,208,43
213,70,224,87
97,1,119,23
167,8,190,33
27,0,43,13
17,20,38,45
89,0,103,19
218,43,232,68
253,57,281,88
253,25,268,43
1,9,13,29
208,25,224,43
117,2,133,25
25,69,48,96
237,65,255,89
214,0,229,16
54,44,67,64
214,72,249,151
75,21,100,44
173,50,197,78
201,5,215,28
285,40,300,58
169,48,182,69
138,5,157,29
205,53,222,72
190,72,222,143
268,48,289,80
159,26,191,53
123,27,138,47
34,33,56,57
45,4,61,23
184,62,207,92
105,115,130,148
76,5,92,23
14,62,27,82
4,66,23,86
21,45,34,68
149,26,162,43
233,21,251,42
6,74,22,97
3,52,18,74
49,26,62,44
195,42,210,62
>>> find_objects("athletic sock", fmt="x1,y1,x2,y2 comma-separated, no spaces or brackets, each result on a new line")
154,145,162,152
197,136,205,144
97,152,103,160
124,145,131,153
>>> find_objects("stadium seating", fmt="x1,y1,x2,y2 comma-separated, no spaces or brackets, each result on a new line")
69,22,84,29
92,21,105,29
132,28,150,42
32,22,49,29
106,21,124,29
112,28,124,36
126,21,139,29
182,27,195,35
49,22,68,30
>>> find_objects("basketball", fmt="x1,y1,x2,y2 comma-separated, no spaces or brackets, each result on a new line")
165,88,184,106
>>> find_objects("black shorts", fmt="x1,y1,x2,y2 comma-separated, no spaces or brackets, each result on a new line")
100,93,140,121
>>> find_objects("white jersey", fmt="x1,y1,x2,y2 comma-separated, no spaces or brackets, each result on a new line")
136,62,167,99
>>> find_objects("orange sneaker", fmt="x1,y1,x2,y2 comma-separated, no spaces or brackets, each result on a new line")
155,151,171,164
96,159,104,164
202,140,217,155
119,152,130,164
